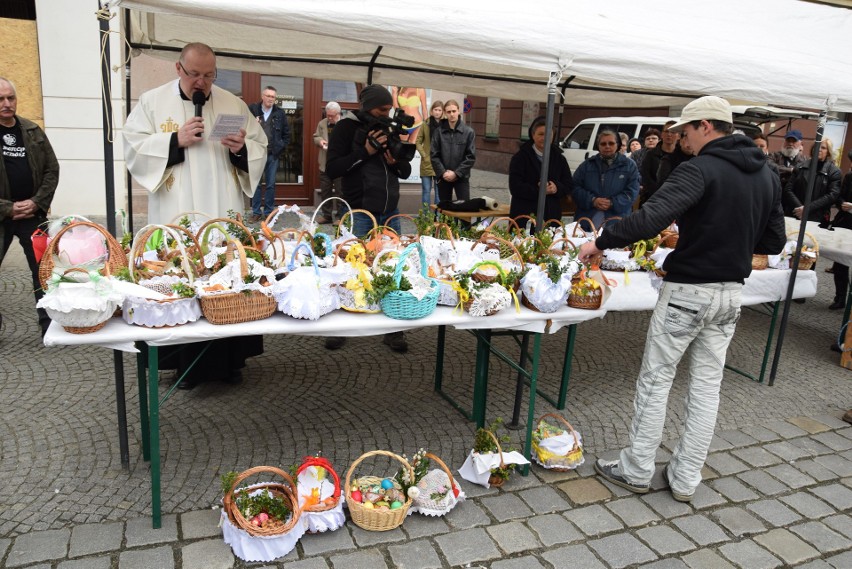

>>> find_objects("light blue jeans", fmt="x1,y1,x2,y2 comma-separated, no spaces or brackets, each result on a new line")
352,210,401,238
619,281,742,496
251,154,279,216
421,176,436,206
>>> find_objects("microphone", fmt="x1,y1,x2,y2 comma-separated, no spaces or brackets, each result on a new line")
192,91,206,137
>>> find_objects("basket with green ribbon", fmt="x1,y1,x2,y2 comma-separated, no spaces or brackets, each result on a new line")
379,243,440,320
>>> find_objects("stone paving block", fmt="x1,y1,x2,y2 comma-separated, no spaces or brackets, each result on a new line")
518,485,571,513
763,419,809,438
58,558,111,569
588,533,658,568
704,453,750,476
68,521,123,558
779,492,836,519
736,470,789,496
575,453,597,478
180,509,221,540
814,454,852,478
401,513,450,539
810,483,852,510
839,427,852,440
600,478,637,498
181,539,234,569
826,550,852,569
708,435,734,452
280,559,330,569
746,498,803,527
764,462,817,489
794,560,834,569
700,465,718,480
501,471,544,491
823,514,852,540
527,513,583,547
5,528,70,567
681,549,736,569
0,539,9,561
788,416,833,433
711,507,766,536
565,504,624,536
708,477,760,502
328,549,388,569
434,527,500,567
534,467,579,484
753,528,820,566
790,521,852,553
672,514,729,546
636,525,696,555
444,499,491,530
124,514,178,548
764,440,812,462
731,446,784,468
795,458,842,482
491,555,547,569
350,525,406,547
811,414,851,429
690,483,727,510
606,497,661,527
457,479,498,499
718,539,782,569
639,559,688,569
640,491,693,519
557,477,612,505
299,525,356,557
118,546,174,569
740,424,782,443
791,436,836,457
541,544,606,569
480,493,534,522
813,431,852,451
486,521,541,554
716,429,759,448
387,539,443,569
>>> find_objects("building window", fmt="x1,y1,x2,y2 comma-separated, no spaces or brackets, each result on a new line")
0,0,36,20
485,97,500,139
323,80,358,103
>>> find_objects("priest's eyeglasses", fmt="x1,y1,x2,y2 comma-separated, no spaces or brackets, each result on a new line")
179,61,217,82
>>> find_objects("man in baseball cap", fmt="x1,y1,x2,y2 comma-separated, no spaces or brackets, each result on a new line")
770,128,807,187
579,95,786,503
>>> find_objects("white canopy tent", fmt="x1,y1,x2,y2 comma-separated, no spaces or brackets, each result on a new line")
113,0,852,112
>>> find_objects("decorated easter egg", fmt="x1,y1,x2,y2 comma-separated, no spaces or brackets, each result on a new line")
351,490,363,503
407,486,421,499
380,478,393,490
362,501,374,509
390,500,402,510
375,501,389,509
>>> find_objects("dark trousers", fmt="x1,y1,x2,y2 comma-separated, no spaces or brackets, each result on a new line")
437,178,470,202
1,214,49,328
318,170,343,218
833,262,850,303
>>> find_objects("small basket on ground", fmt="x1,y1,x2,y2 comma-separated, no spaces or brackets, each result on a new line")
483,430,510,487
220,466,305,563
296,456,344,533
531,413,585,471
411,453,465,517
345,450,414,531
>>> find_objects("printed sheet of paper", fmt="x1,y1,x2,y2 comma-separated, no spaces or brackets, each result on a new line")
208,114,247,141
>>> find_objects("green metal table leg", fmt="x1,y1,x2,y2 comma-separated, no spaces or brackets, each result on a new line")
557,324,577,410
148,345,161,529
136,342,150,462
434,325,446,392
472,329,492,429
520,333,542,476
757,301,781,383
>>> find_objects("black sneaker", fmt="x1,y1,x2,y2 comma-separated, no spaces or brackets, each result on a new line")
594,459,650,494
383,332,408,353
664,465,694,503
829,300,846,310
325,336,346,350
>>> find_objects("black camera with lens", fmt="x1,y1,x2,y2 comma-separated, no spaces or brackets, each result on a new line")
357,108,417,163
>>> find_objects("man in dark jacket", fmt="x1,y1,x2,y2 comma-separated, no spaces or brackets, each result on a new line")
430,99,476,202
770,129,808,190
579,96,786,503
639,120,678,206
248,86,290,221
325,84,412,353
0,77,60,336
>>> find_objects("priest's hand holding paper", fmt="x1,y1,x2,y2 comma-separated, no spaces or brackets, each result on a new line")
221,128,247,154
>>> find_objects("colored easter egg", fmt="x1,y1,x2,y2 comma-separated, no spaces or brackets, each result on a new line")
362,501,374,509
351,490,363,503
380,478,393,490
390,501,402,510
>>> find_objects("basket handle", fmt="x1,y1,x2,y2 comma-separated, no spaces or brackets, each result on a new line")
287,242,320,276
39,220,126,289
313,232,334,257
469,260,508,285
430,222,456,243
224,239,250,280
512,215,537,233
785,230,819,253
223,465,300,518
372,248,401,272
474,231,526,272
393,243,429,287
543,218,565,232
296,457,341,500
424,452,460,498
549,237,578,254
332,237,366,267
196,217,258,249
129,224,197,284
572,217,598,237
536,413,581,453
483,216,521,234
651,232,679,254
344,450,414,502
337,208,378,237
311,196,353,226
482,430,506,469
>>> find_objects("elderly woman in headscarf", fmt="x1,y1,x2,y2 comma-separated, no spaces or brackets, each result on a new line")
508,116,573,231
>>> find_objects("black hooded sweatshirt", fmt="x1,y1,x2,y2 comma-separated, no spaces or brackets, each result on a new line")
596,135,786,284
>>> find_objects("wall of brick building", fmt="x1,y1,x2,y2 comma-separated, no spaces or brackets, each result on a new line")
0,17,44,127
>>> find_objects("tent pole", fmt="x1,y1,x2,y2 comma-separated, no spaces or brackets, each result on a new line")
767,106,829,386
535,72,559,231
99,1,117,236
124,8,134,235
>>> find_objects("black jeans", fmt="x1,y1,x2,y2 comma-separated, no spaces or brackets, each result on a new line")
833,262,850,303
437,178,470,202
1,214,49,328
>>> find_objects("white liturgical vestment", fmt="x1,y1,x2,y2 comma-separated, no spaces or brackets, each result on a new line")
123,80,267,223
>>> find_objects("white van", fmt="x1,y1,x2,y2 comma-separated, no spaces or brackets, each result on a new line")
559,117,669,172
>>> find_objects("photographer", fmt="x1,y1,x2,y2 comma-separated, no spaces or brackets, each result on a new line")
326,84,412,236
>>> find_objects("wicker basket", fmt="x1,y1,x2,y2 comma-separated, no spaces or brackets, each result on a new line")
531,413,584,471
462,261,515,316
751,254,769,271
411,453,463,516
296,457,341,513
380,243,440,320
222,466,302,537
198,241,276,325
345,450,414,531
787,231,819,270
38,220,127,290
129,224,203,286
650,232,679,278
481,430,510,487
567,272,603,310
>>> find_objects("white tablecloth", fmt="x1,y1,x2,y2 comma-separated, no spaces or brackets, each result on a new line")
785,218,852,267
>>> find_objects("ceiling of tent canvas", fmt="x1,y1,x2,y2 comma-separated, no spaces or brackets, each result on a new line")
113,0,852,112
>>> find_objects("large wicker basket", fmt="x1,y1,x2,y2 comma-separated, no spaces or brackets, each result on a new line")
345,450,414,531
222,466,302,537
38,220,127,290
567,273,603,310
198,241,276,325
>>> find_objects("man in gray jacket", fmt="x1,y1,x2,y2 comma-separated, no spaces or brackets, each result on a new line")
431,99,476,202
0,77,60,336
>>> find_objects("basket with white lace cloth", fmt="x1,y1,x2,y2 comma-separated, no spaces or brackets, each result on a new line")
520,250,581,313
531,413,585,471
295,457,345,533
272,243,346,320
37,268,123,333
410,453,465,517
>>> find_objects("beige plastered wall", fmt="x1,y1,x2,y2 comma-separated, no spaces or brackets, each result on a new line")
0,17,44,128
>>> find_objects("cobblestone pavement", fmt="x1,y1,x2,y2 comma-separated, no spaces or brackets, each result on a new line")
1,170,850,567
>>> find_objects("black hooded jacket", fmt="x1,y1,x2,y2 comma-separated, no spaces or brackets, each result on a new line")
596,135,786,284
508,136,573,224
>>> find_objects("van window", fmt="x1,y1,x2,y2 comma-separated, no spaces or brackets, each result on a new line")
562,123,594,150
637,123,667,140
